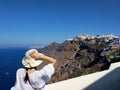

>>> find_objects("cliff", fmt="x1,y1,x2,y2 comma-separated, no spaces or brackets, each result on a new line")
38,34,120,83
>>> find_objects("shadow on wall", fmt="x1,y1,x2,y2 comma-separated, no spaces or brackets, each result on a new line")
84,67,120,90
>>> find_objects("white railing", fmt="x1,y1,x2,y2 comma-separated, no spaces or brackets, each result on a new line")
45,62,120,90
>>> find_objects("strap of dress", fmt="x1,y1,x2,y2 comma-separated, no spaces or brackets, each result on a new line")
34,88,41,90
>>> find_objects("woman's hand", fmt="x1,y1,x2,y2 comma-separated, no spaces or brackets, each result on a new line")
29,51,39,60
29,51,44,60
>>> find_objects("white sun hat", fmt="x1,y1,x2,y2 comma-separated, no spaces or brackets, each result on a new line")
22,57,43,68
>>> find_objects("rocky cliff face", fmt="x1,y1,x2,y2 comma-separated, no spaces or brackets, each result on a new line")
38,35,120,83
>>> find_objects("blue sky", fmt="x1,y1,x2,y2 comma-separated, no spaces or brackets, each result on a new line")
0,0,120,48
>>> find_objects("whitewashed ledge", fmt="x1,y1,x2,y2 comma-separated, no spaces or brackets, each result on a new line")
45,62,120,90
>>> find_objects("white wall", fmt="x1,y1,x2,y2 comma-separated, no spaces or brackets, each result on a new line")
45,62,120,90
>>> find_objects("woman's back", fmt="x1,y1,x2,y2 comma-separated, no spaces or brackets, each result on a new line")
11,64,55,90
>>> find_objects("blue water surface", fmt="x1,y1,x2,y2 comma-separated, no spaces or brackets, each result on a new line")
0,47,29,90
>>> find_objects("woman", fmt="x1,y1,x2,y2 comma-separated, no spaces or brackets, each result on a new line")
11,49,57,90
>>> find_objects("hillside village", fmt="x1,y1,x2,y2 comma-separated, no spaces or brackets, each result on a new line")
39,34,120,83
68,34,120,49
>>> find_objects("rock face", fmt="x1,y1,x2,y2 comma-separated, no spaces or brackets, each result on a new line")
38,35,120,83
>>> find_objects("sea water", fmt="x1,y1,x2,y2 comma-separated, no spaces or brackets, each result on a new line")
0,47,28,90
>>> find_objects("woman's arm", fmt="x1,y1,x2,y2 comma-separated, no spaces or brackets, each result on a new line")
29,50,57,66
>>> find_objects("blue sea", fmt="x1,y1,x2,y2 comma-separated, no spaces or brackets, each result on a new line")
0,47,29,90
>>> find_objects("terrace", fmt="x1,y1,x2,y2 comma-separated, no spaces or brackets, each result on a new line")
45,62,120,90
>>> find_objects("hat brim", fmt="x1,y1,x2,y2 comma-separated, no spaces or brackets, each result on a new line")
22,57,43,68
